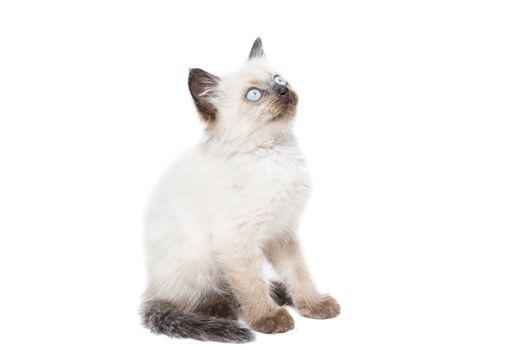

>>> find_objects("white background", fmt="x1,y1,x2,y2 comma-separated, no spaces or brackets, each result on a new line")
1,1,524,349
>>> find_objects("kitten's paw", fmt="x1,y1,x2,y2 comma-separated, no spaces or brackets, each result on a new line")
250,307,294,334
296,294,341,319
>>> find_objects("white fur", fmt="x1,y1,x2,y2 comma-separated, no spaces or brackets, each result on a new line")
143,57,310,311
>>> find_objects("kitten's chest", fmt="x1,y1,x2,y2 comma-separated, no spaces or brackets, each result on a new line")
227,147,311,215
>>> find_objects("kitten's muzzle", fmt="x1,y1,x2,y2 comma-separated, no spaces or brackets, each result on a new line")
274,84,290,97
269,84,298,122
273,85,297,107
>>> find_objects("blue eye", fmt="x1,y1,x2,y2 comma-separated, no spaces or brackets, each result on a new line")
246,88,262,102
274,75,286,86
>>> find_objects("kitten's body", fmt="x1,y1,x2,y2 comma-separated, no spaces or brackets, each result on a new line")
142,39,339,343
144,133,309,311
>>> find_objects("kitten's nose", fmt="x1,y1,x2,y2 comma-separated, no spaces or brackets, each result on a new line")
274,84,289,97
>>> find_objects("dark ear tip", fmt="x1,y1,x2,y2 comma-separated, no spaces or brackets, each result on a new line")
188,68,201,79
188,68,195,80
188,68,219,90
248,37,265,60
188,68,218,80
188,68,197,89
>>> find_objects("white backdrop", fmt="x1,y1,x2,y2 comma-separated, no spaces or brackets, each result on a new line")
1,1,524,349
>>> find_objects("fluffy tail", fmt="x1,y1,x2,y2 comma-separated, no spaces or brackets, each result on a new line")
140,300,254,343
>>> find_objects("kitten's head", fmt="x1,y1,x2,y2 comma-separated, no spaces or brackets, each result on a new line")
188,38,298,140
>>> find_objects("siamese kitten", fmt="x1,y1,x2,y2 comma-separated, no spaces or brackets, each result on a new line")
141,38,340,343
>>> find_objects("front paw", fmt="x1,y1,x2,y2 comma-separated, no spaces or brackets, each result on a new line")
250,307,295,334
296,294,341,319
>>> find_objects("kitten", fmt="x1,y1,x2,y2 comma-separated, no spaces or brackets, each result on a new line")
141,38,340,343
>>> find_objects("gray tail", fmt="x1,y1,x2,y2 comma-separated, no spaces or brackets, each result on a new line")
140,300,254,343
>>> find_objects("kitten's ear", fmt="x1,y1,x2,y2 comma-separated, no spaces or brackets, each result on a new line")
248,37,265,60
188,68,220,123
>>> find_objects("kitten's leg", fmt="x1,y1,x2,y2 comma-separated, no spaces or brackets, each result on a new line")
219,247,295,334
264,238,341,319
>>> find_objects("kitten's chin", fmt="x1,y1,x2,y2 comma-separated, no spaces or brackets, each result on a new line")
271,108,296,123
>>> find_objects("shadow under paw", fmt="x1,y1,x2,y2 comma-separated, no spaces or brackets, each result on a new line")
270,281,294,306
